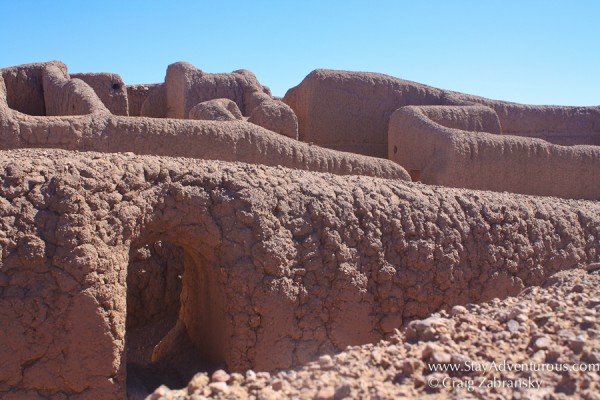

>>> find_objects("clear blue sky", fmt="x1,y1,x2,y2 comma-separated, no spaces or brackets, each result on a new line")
2,1,598,105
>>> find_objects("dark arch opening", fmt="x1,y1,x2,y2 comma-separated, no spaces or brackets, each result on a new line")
125,239,226,399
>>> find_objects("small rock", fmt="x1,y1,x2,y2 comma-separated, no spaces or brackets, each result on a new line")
209,381,229,395
568,335,586,353
271,379,283,391
421,343,443,360
431,351,452,364
451,305,468,315
319,354,335,369
572,283,585,293
584,262,600,272
245,369,257,382
507,319,520,333
147,385,170,400
515,313,528,323
211,369,230,383
188,373,210,391
402,359,417,375
586,297,600,308
531,350,546,364
451,353,470,368
258,387,279,400
334,382,352,399
315,386,335,400
257,371,271,380
583,350,600,363
229,372,244,384
534,336,552,350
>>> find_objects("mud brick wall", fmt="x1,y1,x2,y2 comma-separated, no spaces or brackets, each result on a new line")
1,149,598,399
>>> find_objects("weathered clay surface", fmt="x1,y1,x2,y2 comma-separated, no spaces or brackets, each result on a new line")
285,69,600,199
41,64,109,116
188,98,243,121
284,69,600,157
71,72,129,116
0,65,408,180
126,84,159,117
248,100,298,139
164,62,299,138
156,267,600,399
1,60,600,400
388,105,600,199
0,62,52,116
0,149,598,399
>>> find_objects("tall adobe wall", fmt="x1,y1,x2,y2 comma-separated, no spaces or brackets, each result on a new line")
1,149,598,399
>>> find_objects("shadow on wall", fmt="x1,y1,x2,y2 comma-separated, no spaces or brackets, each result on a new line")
125,239,226,399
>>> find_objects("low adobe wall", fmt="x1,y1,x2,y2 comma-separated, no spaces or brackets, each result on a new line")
388,105,600,200
71,73,129,116
1,149,598,399
0,72,408,180
0,62,52,116
42,65,109,116
283,70,458,157
164,62,298,139
126,84,159,117
283,69,600,157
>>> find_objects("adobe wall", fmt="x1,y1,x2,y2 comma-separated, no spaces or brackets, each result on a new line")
283,70,461,157
0,73,408,180
71,73,129,116
126,84,159,117
388,105,600,200
164,62,298,139
42,65,109,116
1,149,598,399
139,84,167,118
0,61,61,116
284,69,600,156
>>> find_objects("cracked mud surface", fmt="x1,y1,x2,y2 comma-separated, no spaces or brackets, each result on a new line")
149,267,600,400
0,149,599,399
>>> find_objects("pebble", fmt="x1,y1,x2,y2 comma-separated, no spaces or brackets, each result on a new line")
319,354,335,369
315,386,335,400
534,336,552,350
271,379,283,391
211,369,230,383
431,351,451,364
208,382,229,395
507,319,520,333
245,369,257,382
451,305,468,315
334,382,352,399
568,335,586,353
187,373,209,391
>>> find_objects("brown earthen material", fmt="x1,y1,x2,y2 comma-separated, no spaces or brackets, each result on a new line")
164,62,299,139
388,105,600,199
126,84,159,117
0,64,408,180
188,98,243,121
285,69,600,199
0,149,598,399
42,64,109,116
0,62,52,116
284,69,600,157
71,72,129,116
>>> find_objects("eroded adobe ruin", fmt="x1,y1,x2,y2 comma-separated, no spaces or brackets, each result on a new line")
285,70,600,199
0,61,599,399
